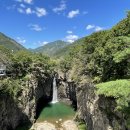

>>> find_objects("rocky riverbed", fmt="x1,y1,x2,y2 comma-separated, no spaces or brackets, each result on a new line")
30,120,78,130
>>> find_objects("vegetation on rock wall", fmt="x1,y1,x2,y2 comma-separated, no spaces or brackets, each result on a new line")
57,11,130,128
96,79,130,110
0,48,56,100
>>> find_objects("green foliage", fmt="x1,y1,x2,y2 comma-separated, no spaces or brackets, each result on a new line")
59,58,71,72
78,121,87,130
57,12,130,83
0,78,21,98
33,40,68,56
54,38,85,58
0,32,26,52
0,45,12,64
0,50,57,101
96,80,130,110
9,50,56,77
114,48,130,63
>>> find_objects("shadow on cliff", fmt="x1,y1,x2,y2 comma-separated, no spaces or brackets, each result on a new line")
35,75,53,120
0,93,31,130
35,95,52,120
67,81,77,110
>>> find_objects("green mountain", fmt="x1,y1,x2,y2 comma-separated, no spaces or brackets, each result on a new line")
0,32,26,51
53,37,85,58
33,40,69,56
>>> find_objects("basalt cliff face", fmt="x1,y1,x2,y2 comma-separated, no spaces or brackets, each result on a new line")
0,71,128,130
57,71,127,130
0,72,53,130
76,82,127,130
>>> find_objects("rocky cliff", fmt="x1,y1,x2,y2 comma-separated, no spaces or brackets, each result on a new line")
57,71,127,130
56,72,77,108
0,70,128,130
0,71,53,130
76,82,127,130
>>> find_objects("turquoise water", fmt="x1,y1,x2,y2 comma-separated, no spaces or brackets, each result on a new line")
37,102,75,123
16,102,75,130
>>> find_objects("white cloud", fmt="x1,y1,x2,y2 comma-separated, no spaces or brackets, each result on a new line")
16,37,26,44
15,0,47,17
95,26,104,32
15,0,33,4
35,7,47,17
28,24,43,31
37,41,48,46
26,8,32,14
86,25,95,30
53,0,66,14
86,24,104,32
24,0,33,4
40,41,48,46
67,30,73,34
16,7,47,17
67,9,79,18
17,8,24,13
65,34,79,43
20,4,26,8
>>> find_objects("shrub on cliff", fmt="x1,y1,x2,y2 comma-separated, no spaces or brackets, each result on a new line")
10,50,56,78
96,79,130,110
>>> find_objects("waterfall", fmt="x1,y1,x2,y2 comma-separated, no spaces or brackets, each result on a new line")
51,77,58,103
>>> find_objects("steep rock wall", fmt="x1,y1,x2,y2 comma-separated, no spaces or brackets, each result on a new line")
56,73,77,107
0,73,52,130
76,82,126,130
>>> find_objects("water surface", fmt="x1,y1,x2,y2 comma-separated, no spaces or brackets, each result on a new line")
37,102,75,123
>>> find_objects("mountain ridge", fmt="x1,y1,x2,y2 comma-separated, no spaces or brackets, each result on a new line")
33,40,69,56
0,32,26,51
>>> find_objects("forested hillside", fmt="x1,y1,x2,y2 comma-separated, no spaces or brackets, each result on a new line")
59,12,130,83
57,12,130,129
53,38,85,58
0,33,26,51
33,40,68,56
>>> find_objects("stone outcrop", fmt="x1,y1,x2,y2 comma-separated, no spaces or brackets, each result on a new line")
56,73,77,108
57,71,127,130
0,93,30,130
0,72,53,130
76,82,126,130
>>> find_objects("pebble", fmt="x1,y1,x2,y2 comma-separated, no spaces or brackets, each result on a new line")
59,118,62,122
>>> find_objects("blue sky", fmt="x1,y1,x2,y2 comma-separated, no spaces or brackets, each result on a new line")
0,0,130,49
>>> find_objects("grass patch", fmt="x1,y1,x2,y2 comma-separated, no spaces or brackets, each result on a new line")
78,122,87,130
